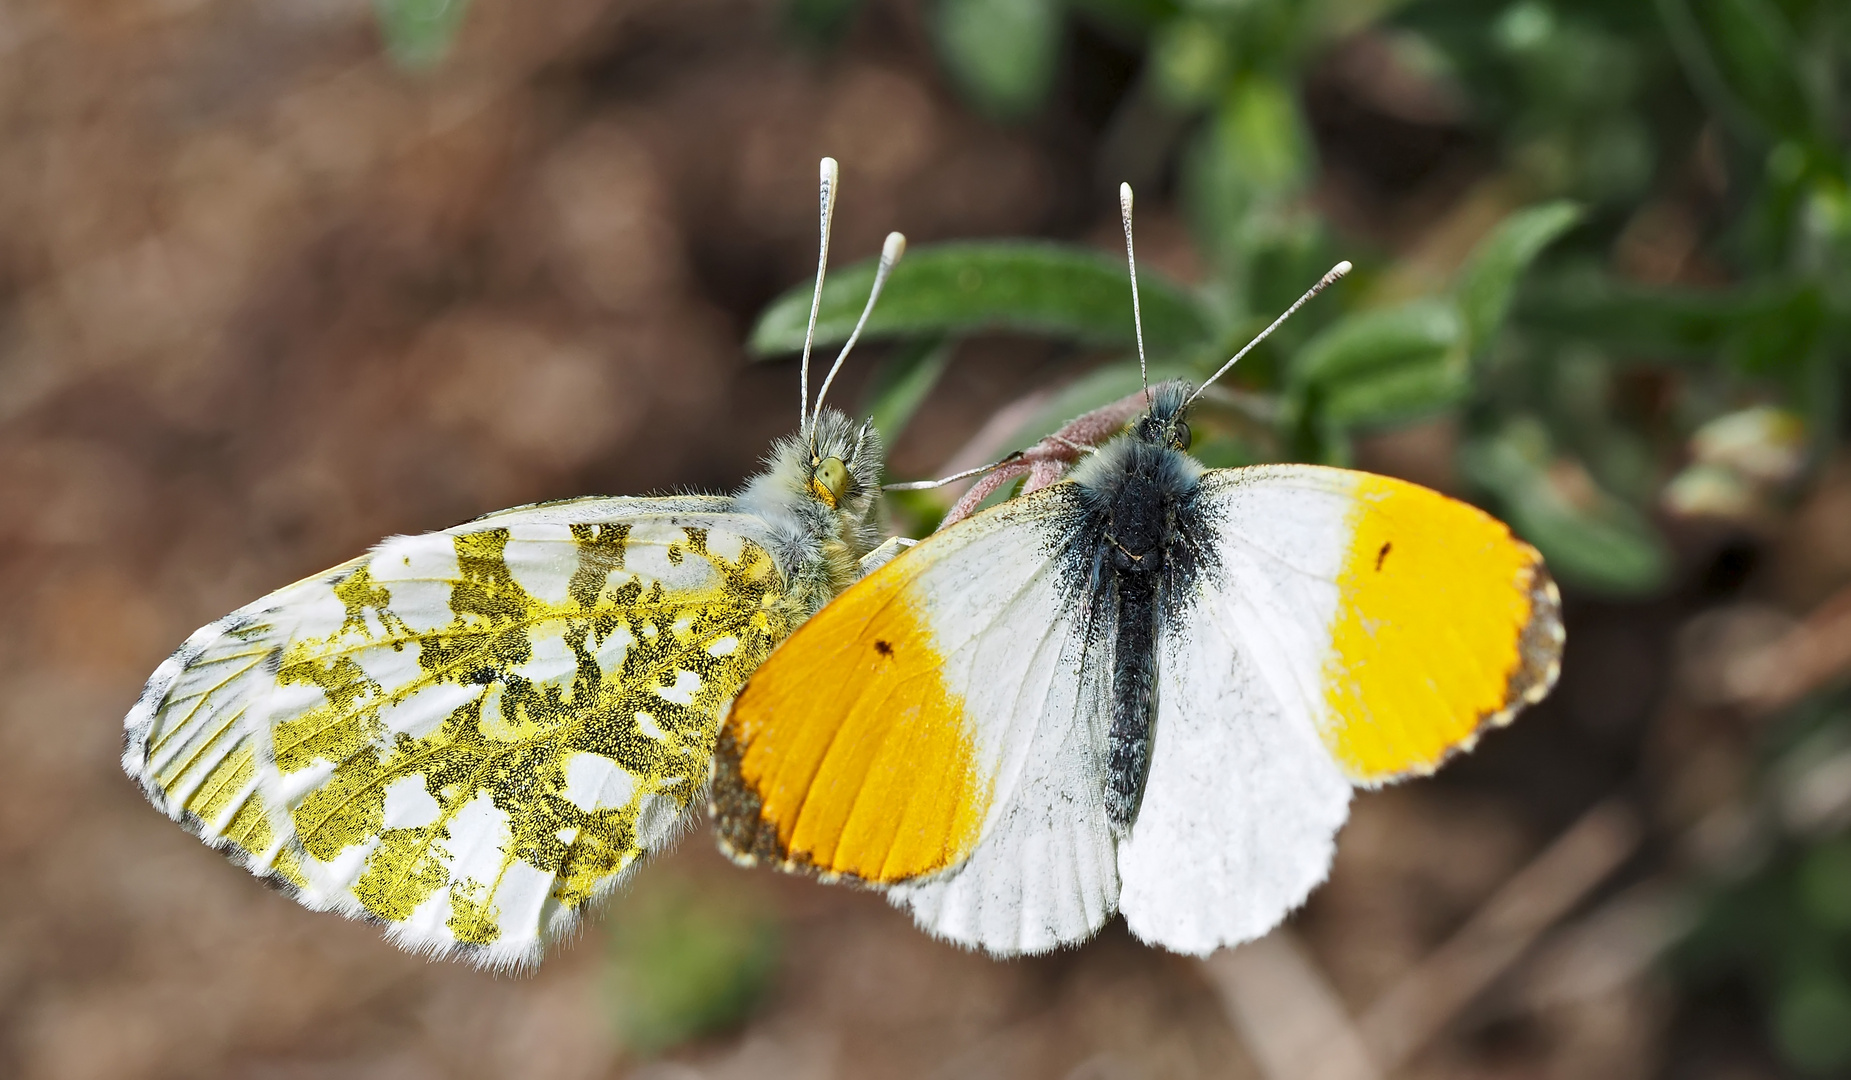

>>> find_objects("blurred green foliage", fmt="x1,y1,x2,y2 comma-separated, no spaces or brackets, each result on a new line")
934,0,1065,119
605,875,783,1057
373,0,472,69
1677,692,1851,1074
766,0,1849,604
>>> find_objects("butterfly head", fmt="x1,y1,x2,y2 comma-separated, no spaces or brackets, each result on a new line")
740,407,883,581
796,407,884,522
1130,379,1195,454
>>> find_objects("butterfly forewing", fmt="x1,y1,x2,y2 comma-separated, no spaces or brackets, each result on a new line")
1181,466,1562,781
126,497,802,967
714,487,1123,954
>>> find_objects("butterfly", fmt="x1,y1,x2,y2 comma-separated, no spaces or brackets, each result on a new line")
121,158,909,969
709,185,1565,957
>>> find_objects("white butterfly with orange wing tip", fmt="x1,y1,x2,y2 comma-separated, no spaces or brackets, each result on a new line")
710,185,1564,957
121,158,913,969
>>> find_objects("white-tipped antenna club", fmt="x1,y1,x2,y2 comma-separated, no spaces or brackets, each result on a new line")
799,157,840,429
1185,260,1352,407
813,231,906,418
1120,182,1149,403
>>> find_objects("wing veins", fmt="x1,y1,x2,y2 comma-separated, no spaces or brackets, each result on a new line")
163,701,254,800
290,737,465,845
148,654,270,768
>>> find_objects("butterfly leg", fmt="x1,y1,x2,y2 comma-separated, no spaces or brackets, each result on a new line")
856,536,918,577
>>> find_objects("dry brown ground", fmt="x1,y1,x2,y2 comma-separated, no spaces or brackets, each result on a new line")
5,2,1842,1078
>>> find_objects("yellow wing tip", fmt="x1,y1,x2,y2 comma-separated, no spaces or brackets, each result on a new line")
1324,486,1565,786
1342,552,1563,788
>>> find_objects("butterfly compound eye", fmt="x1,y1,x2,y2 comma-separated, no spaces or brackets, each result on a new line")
1172,421,1191,451
810,456,850,508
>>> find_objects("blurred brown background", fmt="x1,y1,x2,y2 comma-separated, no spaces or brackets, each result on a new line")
3,2,1848,1079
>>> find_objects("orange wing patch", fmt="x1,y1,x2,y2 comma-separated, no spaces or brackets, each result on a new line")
713,555,993,883
1319,473,1562,783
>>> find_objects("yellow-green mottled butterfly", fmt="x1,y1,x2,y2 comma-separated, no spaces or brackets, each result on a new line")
121,159,908,969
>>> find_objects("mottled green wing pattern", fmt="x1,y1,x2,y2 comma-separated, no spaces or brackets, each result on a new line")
123,497,800,968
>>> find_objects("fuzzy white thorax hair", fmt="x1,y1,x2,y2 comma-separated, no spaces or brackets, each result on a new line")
736,407,884,615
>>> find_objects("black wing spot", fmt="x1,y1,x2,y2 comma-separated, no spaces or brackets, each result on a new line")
469,667,497,685
874,640,894,656
1376,541,1392,571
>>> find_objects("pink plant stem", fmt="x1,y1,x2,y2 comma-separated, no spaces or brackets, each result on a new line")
938,389,1154,528
944,463,1032,526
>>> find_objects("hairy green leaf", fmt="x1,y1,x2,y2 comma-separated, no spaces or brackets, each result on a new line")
1320,356,1471,429
1455,200,1582,351
1291,300,1462,387
751,242,1212,357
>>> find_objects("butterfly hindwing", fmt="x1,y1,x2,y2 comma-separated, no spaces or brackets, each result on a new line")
126,496,801,967
1114,467,1362,952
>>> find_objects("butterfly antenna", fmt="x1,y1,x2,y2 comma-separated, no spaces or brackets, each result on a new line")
813,230,907,418
883,457,1012,491
799,157,840,430
1185,260,1352,407
1120,183,1149,404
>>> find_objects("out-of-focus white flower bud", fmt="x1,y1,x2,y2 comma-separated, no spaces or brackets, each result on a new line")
1690,405,1807,486
1663,462,1761,520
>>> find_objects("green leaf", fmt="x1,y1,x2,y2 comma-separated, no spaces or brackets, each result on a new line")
1291,299,1462,388
1185,72,1318,271
1518,273,1752,357
373,0,471,69
1689,0,1817,141
933,0,1062,120
750,242,1213,357
1461,423,1671,596
1151,17,1229,108
1516,273,1850,364
860,337,953,448
1320,356,1470,428
1215,75,1313,195
1454,201,1582,352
